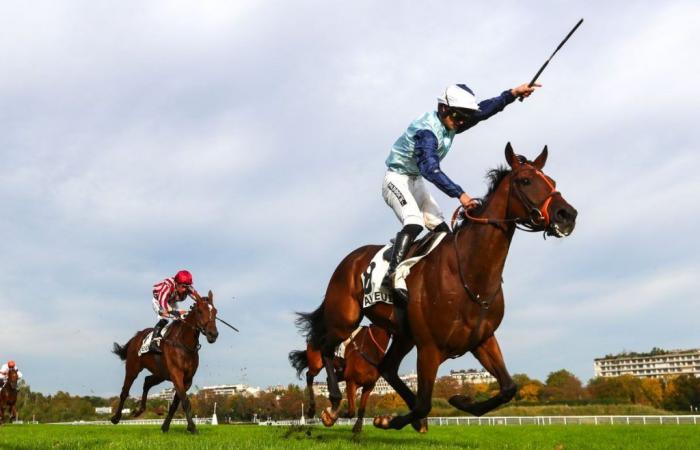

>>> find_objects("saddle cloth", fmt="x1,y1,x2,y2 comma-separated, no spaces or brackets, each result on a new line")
138,322,173,356
361,232,447,308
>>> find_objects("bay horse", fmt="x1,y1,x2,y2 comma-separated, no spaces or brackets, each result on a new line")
0,368,19,424
295,143,577,432
111,290,219,433
289,324,390,433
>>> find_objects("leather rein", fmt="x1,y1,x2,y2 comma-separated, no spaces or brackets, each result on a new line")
162,305,214,354
350,326,389,367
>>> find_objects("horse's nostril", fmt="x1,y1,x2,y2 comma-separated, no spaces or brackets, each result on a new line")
557,208,576,222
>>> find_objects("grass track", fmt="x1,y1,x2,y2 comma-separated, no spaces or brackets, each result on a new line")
0,424,698,450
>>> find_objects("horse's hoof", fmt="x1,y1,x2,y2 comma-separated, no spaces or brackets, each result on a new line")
110,416,120,425
320,408,338,427
352,421,363,434
373,415,392,429
187,426,198,434
161,424,170,433
410,418,426,433
411,418,428,433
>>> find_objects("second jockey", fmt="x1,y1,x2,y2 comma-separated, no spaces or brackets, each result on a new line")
381,82,539,302
0,360,22,387
150,270,199,353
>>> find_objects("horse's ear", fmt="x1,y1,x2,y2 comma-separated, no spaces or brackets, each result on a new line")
208,290,213,303
533,145,548,169
505,142,520,169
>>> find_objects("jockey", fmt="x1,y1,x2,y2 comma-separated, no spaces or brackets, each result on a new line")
150,270,199,353
382,82,539,301
0,360,22,387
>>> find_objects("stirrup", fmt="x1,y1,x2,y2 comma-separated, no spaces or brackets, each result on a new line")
392,288,408,307
150,337,163,353
381,271,395,290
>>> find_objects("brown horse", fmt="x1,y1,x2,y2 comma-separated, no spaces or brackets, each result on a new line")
295,143,577,432
111,290,219,433
0,368,19,424
289,324,390,433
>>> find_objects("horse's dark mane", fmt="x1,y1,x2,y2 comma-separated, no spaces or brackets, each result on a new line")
467,164,511,217
453,157,531,231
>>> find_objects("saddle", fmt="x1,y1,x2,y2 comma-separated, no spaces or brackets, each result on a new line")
138,322,173,356
382,230,446,262
363,231,448,308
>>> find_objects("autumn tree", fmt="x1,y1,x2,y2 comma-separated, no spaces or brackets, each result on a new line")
433,376,461,399
663,375,700,411
541,369,585,401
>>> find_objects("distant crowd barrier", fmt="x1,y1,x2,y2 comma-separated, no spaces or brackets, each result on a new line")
258,415,700,427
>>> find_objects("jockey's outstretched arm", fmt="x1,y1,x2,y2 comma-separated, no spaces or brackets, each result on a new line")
414,130,475,212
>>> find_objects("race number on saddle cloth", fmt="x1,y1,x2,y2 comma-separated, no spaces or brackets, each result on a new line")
138,322,175,356
362,231,448,308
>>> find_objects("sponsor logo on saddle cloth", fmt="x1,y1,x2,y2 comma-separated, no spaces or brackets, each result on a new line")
361,232,447,308
138,322,174,356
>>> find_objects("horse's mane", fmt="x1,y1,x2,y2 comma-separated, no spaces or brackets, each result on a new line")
467,164,511,217
453,156,529,231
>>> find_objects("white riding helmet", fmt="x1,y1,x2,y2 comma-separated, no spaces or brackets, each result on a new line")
437,84,480,111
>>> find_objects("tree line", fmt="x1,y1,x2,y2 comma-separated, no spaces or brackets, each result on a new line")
11,370,700,423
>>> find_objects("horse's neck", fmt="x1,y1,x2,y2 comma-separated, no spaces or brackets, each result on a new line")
173,314,199,345
455,181,515,289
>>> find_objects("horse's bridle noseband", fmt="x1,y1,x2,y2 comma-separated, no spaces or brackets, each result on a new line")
451,164,562,237
510,166,561,234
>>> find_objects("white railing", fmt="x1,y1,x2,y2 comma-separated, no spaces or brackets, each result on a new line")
46,415,700,427
257,415,700,427
50,418,212,426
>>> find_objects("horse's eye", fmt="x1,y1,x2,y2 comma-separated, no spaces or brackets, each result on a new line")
520,178,531,186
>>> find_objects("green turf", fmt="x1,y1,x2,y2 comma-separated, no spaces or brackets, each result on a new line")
0,423,698,450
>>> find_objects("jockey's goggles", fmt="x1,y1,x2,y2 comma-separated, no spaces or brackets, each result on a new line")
448,108,476,122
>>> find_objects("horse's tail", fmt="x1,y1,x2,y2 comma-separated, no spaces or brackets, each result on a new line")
288,350,309,379
294,302,327,350
112,341,129,361
112,333,139,361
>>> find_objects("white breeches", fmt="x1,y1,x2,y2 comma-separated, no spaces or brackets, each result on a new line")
382,170,444,229
152,298,181,318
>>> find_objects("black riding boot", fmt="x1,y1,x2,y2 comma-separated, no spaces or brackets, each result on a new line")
150,318,168,353
382,229,418,306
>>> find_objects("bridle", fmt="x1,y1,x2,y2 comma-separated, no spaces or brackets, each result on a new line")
166,299,216,353
451,163,562,237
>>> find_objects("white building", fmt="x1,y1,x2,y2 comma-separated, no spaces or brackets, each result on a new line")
150,387,176,400
312,373,417,397
594,348,700,379
373,373,418,395
449,369,496,385
95,406,112,415
200,384,261,397
312,381,345,397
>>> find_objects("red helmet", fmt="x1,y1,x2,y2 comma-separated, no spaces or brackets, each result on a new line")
7,360,15,368
174,270,193,286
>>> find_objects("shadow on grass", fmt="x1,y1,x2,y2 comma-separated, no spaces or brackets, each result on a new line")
281,424,478,448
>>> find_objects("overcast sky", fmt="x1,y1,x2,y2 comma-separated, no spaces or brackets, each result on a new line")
1,1,698,396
